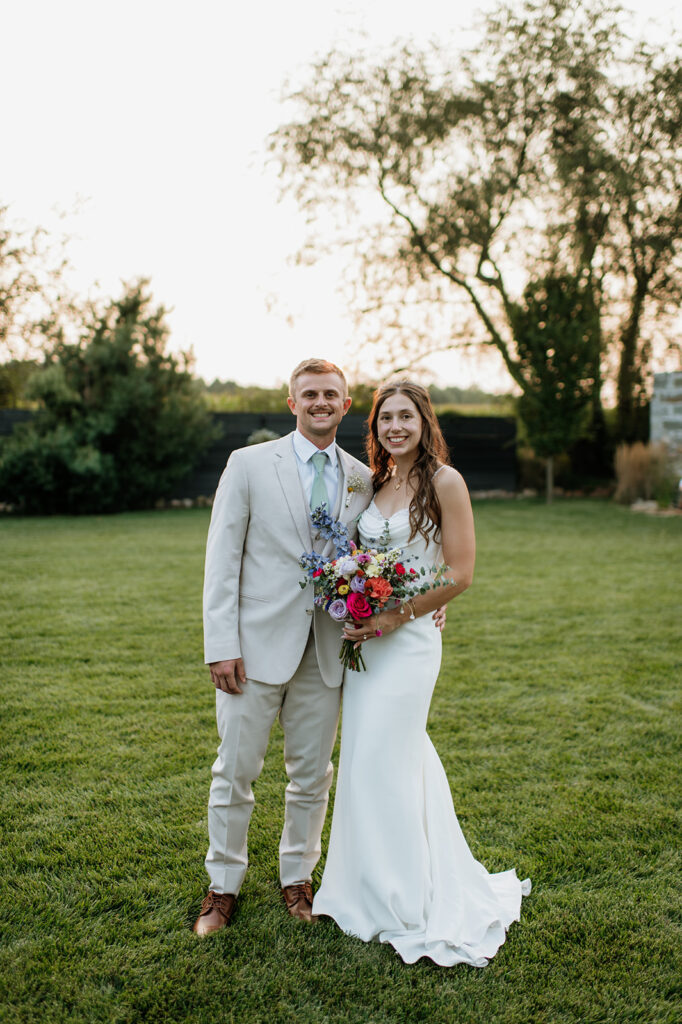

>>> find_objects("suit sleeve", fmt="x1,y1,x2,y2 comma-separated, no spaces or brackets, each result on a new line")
203,449,250,665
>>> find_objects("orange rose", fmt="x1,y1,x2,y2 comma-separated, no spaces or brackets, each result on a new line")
364,577,393,604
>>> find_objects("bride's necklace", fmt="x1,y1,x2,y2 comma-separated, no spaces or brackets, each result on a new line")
392,473,405,491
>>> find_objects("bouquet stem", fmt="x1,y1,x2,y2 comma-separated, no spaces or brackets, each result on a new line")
339,637,366,672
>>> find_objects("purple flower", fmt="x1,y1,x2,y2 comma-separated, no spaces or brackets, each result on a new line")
327,598,348,621
350,575,366,593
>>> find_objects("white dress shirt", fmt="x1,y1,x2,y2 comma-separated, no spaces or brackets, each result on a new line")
292,430,339,513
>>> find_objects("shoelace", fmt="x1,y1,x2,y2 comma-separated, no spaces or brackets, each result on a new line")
283,883,313,905
202,891,235,916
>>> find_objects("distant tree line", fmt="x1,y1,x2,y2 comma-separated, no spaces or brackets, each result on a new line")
203,378,513,415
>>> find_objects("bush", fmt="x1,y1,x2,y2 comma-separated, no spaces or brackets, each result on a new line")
0,281,217,514
614,442,672,505
246,428,281,445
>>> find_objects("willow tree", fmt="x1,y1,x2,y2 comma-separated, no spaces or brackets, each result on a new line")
271,0,682,446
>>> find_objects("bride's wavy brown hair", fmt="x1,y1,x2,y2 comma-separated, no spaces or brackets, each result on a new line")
366,381,451,543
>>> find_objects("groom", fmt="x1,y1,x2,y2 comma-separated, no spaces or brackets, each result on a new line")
193,358,373,935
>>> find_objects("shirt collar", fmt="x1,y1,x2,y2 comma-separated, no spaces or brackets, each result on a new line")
293,429,338,469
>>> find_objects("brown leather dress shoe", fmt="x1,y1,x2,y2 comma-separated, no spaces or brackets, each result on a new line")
282,882,318,923
192,890,237,936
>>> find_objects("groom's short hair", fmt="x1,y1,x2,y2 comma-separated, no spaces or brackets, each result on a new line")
289,358,348,397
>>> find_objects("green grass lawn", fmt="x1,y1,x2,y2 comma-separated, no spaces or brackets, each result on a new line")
1,501,680,1024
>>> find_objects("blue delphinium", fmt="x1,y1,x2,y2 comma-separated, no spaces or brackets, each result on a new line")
310,505,352,557
299,551,327,579
298,506,353,585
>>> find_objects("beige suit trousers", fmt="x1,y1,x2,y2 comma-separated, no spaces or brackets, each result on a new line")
205,629,342,895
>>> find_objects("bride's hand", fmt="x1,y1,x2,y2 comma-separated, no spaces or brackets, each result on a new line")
343,609,402,645
433,605,447,632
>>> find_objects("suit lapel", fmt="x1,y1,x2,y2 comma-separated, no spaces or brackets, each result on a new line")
336,448,371,526
274,434,313,552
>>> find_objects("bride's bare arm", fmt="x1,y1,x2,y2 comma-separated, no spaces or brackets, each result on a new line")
343,468,475,641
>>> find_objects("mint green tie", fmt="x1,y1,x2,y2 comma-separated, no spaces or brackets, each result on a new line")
310,452,330,511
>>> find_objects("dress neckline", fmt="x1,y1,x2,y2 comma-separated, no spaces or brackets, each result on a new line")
369,498,410,522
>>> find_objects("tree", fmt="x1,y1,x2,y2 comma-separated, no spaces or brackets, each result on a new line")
270,0,682,445
546,24,682,440
0,359,39,407
510,273,600,501
0,205,76,407
610,53,682,440
0,281,217,514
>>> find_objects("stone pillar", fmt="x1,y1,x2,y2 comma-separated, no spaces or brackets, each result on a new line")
650,372,682,478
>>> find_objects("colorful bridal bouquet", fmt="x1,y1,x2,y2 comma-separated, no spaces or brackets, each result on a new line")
300,506,451,671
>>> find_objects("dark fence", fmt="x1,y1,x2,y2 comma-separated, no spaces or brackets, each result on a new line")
0,409,516,497
0,409,33,437
176,412,516,497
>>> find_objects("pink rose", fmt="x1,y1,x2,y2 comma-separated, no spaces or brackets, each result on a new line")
346,592,372,619
395,563,406,576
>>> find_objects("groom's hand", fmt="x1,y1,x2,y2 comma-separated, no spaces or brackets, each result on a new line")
210,658,246,695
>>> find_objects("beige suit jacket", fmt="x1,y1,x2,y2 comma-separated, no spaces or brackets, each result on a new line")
203,431,373,687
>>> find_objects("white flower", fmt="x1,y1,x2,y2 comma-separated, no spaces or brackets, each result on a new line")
347,472,367,493
344,471,369,507
335,556,359,575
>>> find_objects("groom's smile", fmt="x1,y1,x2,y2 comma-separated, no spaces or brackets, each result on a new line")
287,370,352,447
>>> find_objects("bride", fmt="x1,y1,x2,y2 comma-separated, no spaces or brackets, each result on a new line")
312,381,530,967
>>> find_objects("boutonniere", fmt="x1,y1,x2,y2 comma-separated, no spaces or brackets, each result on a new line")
344,472,368,508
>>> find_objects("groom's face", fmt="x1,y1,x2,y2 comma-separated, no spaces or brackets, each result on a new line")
288,371,352,447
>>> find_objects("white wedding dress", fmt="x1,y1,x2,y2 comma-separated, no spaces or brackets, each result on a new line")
313,501,531,966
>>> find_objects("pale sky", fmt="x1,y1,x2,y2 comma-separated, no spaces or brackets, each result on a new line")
3,0,680,389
